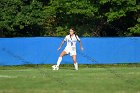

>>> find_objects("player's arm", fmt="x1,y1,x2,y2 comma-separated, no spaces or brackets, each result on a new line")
57,40,65,51
76,35,84,50
57,36,67,51
79,40,84,51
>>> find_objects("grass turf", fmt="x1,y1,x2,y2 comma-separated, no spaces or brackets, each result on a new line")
0,65,140,93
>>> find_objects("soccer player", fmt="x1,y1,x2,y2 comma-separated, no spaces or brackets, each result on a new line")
52,28,84,70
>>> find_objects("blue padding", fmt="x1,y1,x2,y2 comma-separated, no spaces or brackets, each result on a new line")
0,37,140,65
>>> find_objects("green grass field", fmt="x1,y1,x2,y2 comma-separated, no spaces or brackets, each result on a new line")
0,64,140,93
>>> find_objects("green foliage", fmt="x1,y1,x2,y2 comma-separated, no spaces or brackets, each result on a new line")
55,26,68,36
105,9,126,22
101,0,138,22
129,17,140,34
128,24,140,35
0,0,140,37
43,0,140,36
43,0,98,36
0,0,45,37
98,0,140,36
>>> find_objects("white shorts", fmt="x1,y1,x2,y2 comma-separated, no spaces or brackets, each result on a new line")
64,47,76,56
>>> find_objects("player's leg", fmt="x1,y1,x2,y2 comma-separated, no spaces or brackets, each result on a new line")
72,55,78,70
56,51,67,67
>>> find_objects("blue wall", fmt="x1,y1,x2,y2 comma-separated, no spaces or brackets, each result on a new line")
0,37,140,65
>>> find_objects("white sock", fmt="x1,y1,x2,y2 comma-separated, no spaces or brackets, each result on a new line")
74,62,78,70
56,57,62,67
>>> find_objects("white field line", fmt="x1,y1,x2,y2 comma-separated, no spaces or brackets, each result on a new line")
0,69,34,71
0,75,18,78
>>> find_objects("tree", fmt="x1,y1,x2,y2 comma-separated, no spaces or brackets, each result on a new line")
43,0,140,36
0,0,45,37
99,0,140,36
0,0,139,37
43,0,98,36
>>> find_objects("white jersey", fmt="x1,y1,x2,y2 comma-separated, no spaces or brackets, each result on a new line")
64,34,80,48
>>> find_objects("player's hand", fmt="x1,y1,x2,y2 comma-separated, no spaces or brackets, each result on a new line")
80,47,84,51
57,47,61,51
